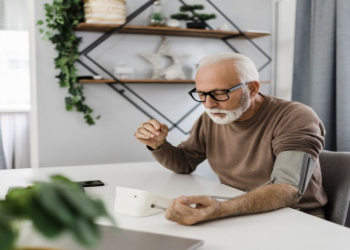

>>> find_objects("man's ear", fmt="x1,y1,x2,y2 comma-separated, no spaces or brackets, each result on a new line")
247,81,260,97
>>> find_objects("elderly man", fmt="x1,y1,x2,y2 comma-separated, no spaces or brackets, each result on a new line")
134,53,327,225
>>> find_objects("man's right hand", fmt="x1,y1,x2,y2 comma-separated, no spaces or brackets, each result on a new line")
134,119,169,150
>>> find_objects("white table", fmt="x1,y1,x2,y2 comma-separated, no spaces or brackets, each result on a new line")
1,161,350,249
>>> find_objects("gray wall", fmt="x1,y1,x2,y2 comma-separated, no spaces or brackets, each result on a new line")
33,0,272,180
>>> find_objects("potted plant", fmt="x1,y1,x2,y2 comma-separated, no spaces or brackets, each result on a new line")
0,175,115,250
170,5,216,29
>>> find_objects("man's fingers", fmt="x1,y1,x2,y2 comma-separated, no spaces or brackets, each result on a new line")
142,123,161,137
165,200,179,221
160,124,169,134
179,196,213,206
136,127,155,139
134,119,168,150
166,199,195,225
136,128,165,142
134,130,150,140
147,119,161,131
165,196,220,225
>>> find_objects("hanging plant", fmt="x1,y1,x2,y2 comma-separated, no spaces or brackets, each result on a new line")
37,0,99,125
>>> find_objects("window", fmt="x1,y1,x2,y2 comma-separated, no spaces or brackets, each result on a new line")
0,0,31,169
0,0,30,112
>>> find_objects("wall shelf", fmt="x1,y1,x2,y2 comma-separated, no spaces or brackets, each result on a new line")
77,0,272,134
79,79,271,84
76,24,270,39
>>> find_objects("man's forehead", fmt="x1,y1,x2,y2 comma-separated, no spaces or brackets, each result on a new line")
195,82,242,92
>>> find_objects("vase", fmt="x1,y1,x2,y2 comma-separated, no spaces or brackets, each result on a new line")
186,21,206,29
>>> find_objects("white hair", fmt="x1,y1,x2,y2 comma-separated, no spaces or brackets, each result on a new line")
197,53,259,84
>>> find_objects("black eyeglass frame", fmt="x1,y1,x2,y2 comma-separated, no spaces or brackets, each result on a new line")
188,83,247,102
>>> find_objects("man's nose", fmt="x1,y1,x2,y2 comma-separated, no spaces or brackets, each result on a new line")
203,95,218,109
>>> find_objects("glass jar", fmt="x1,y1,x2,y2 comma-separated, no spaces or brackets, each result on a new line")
148,0,166,27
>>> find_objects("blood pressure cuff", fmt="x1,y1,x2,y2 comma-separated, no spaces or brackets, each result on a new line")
270,151,316,197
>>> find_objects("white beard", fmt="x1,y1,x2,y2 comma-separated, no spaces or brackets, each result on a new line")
205,87,251,124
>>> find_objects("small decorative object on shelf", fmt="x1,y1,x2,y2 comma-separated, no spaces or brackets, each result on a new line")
166,19,181,28
140,37,189,80
84,0,126,24
93,75,103,80
217,23,231,31
113,62,134,79
148,0,166,27
171,4,216,29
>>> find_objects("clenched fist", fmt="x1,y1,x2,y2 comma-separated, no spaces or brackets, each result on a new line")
165,196,221,226
134,119,169,150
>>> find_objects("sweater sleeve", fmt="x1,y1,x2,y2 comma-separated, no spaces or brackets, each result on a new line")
272,104,326,159
150,114,207,174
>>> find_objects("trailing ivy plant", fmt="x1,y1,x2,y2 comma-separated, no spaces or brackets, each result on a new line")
37,0,99,125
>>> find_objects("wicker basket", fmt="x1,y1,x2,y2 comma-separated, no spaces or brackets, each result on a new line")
84,0,126,24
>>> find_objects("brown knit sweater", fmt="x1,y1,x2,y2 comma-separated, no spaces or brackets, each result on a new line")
151,94,328,214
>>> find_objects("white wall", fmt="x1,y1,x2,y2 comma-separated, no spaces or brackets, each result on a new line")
272,0,296,100
32,0,273,181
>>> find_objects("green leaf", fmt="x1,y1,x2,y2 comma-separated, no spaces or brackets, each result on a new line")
51,175,83,191
6,187,34,213
35,184,76,226
58,188,100,219
0,221,16,250
0,199,26,220
54,0,64,5
71,216,100,247
72,95,81,102
56,15,64,25
51,174,73,184
37,20,44,25
93,199,116,226
65,97,74,111
28,198,64,238
85,115,95,126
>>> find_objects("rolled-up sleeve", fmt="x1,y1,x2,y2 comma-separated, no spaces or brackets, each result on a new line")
272,105,325,160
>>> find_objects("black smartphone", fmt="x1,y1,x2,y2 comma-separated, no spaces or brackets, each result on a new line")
76,180,104,187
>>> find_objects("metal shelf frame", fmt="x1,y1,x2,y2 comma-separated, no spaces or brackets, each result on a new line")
77,0,272,134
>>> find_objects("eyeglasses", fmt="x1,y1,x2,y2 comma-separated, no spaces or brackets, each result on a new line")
188,83,246,102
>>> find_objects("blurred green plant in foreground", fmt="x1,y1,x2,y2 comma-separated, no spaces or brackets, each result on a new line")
0,175,115,250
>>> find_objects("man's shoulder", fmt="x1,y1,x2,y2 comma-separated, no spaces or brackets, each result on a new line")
266,95,318,118
263,95,322,133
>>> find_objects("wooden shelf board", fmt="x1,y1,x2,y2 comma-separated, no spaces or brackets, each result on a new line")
79,79,270,84
76,24,270,39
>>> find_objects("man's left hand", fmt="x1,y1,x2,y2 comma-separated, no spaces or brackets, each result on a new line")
165,195,221,225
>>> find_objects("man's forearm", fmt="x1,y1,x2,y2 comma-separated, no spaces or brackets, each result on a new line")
217,183,299,218
151,141,205,174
